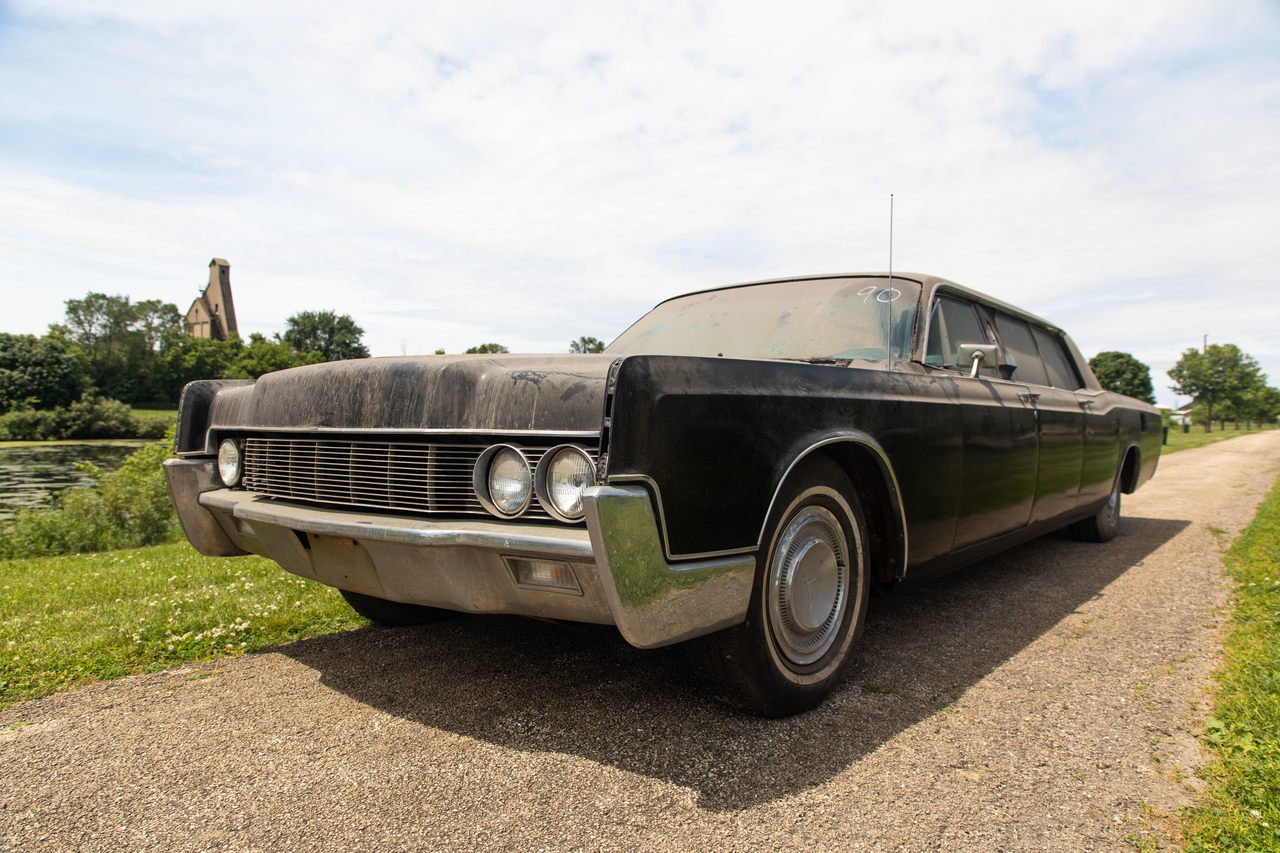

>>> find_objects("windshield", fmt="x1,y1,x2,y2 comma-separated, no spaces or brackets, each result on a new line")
606,277,920,361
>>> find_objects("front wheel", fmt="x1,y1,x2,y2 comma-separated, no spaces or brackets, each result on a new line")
696,456,870,717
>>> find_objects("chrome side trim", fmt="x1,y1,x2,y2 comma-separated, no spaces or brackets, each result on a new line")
163,459,249,557
198,490,594,559
760,434,911,579
583,485,756,649
603,473,758,563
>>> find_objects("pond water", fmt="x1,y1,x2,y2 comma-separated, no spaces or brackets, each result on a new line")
0,442,149,521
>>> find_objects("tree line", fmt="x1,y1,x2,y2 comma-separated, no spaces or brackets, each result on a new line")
1090,346,1280,430
1167,343,1280,430
1,290,611,440
0,293,372,438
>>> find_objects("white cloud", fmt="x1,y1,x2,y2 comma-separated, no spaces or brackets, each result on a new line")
2,0,1278,404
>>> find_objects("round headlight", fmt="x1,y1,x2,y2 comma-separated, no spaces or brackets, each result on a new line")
217,439,242,487
480,446,532,517
537,446,595,521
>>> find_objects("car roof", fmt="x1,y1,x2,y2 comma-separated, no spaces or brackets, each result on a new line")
657,272,1067,336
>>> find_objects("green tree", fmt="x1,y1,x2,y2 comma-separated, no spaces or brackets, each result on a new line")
1255,386,1280,424
0,333,87,412
54,293,182,403
1231,382,1280,428
281,311,370,361
465,343,509,354
1168,344,1263,432
156,335,244,402
234,333,322,379
569,336,606,354
1088,351,1155,404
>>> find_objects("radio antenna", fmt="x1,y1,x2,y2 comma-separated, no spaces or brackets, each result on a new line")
886,193,894,371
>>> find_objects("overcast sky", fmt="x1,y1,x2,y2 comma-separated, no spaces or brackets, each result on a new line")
2,1,1277,407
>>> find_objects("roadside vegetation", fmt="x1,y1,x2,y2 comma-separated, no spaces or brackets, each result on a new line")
1090,346,1279,435
1182,477,1280,850
0,294,350,442
3,291,608,441
0,429,364,708
1169,344,1280,433
0,433,179,559
0,394,171,441
0,542,364,709
1162,424,1273,456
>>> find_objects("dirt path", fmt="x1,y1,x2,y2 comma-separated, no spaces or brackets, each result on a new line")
4,432,1280,852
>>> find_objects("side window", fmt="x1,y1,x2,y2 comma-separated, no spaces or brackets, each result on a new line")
1032,326,1084,390
926,295,995,376
993,313,1049,386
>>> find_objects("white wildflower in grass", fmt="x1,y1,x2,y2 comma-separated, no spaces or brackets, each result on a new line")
3,542,361,706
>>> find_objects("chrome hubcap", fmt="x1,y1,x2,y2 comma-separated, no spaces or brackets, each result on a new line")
768,505,849,666
1105,481,1120,524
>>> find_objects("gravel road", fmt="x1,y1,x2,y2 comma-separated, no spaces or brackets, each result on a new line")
4,432,1280,852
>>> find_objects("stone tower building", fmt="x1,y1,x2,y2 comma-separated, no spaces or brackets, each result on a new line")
185,258,239,340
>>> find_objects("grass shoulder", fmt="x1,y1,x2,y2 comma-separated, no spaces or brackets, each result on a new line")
1162,424,1273,455
1181,475,1280,849
0,541,365,709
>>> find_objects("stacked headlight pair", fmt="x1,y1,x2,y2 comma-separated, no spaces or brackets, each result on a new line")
474,444,595,522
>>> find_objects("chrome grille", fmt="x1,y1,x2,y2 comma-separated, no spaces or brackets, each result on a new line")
239,437,595,522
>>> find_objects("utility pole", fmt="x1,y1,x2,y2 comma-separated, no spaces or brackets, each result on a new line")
1203,334,1208,354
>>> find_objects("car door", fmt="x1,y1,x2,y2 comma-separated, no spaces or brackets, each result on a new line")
925,294,1038,550
1029,325,1113,509
995,314,1085,526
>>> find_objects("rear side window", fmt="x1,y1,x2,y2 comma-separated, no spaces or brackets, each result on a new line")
926,296,996,376
994,313,1049,386
1031,326,1084,390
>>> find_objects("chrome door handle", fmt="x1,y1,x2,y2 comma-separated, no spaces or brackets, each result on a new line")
1017,391,1040,403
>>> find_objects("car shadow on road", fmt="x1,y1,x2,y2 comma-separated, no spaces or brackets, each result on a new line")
282,516,1188,811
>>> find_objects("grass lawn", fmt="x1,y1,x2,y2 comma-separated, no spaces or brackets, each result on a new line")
0,541,364,709
1181,476,1280,850
132,408,178,431
132,408,178,420
1161,424,1273,455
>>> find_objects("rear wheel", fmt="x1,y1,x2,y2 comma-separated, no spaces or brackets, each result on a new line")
339,589,453,627
1068,474,1122,543
697,456,870,717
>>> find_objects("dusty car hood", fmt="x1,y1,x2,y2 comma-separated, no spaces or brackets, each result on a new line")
207,354,615,434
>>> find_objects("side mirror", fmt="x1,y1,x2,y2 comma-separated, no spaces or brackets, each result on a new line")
957,343,998,378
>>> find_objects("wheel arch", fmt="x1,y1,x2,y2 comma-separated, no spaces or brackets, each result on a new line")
1120,444,1141,494
761,434,909,584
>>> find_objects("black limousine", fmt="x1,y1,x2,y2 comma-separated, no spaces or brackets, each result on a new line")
166,273,1160,716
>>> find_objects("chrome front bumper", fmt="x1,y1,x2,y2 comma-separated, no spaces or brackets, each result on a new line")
164,458,754,648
